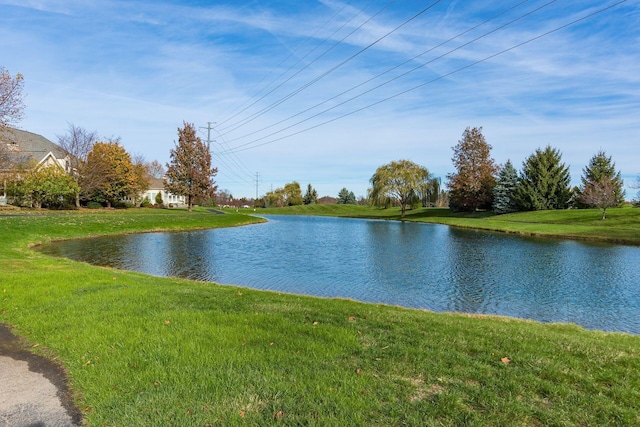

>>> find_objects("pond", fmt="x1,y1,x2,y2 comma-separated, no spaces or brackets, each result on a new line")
38,215,640,334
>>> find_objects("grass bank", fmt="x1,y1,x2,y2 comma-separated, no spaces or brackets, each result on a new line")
1,208,640,426
256,204,640,245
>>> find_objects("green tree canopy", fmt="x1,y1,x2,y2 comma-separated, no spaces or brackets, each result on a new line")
283,181,303,206
369,159,431,218
8,164,79,209
303,183,318,205
165,122,218,211
515,145,571,211
265,188,285,207
493,160,519,214
579,150,624,208
446,127,498,212
337,187,356,204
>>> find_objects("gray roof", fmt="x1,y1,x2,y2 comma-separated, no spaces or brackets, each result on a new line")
0,128,66,167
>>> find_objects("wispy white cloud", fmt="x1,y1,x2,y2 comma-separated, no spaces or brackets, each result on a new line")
1,0,638,198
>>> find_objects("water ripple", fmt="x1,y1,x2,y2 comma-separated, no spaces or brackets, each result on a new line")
38,215,640,334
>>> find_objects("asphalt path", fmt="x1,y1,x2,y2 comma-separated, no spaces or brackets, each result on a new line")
0,325,81,427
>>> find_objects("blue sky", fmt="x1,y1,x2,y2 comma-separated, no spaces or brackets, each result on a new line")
1,0,638,199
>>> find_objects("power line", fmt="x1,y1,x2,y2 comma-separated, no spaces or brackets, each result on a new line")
218,0,442,136
196,124,254,186
216,0,359,126
217,0,397,132
220,0,627,154
223,0,534,145
221,0,558,151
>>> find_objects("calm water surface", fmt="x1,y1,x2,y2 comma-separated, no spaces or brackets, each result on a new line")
39,215,640,334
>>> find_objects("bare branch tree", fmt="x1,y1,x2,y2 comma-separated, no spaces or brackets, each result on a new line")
581,178,618,220
56,123,98,207
146,159,165,179
0,67,25,130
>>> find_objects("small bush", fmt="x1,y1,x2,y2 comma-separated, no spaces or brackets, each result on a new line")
141,196,152,208
86,201,102,209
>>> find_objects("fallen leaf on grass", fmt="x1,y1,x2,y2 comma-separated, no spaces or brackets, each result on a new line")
164,320,171,325
349,316,356,322
501,357,511,365
240,411,246,418
356,368,362,375
274,411,284,419
312,321,319,326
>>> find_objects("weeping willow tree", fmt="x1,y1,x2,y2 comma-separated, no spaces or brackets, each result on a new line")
368,159,431,219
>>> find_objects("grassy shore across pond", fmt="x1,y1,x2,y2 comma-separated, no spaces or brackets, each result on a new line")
1,208,640,426
257,204,640,245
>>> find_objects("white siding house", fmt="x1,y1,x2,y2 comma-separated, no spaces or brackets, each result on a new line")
127,177,186,208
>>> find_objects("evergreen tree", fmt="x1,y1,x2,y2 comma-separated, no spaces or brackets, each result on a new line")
578,150,624,208
165,122,218,211
493,160,519,214
447,127,497,212
337,187,357,204
515,146,571,210
303,183,318,205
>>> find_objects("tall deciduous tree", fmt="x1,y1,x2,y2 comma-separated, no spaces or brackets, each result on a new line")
0,66,25,130
283,181,303,206
84,141,136,208
493,160,519,214
447,127,497,212
515,145,571,211
165,122,218,211
369,159,431,218
265,188,285,207
130,153,151,207
578,150,624,210
303,183,318,205
56,123,98,207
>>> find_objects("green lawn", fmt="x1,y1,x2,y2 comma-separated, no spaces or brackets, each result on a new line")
1,207,639,426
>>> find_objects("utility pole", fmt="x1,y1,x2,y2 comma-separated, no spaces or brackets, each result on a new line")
253,172,260,208
199,122,216,151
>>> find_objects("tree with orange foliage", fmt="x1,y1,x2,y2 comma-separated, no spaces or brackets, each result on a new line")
447,127,498,212
165,122,217,211
83,140,136,208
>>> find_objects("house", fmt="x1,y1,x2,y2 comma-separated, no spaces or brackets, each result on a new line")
1,127,185,208
1,128,70,205
0,127,70,172
123,177,187,208
142,177,187,207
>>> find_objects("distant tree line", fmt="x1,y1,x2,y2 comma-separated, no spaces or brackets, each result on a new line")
446,127,625,219
1,68,633,215
363,126,626,220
